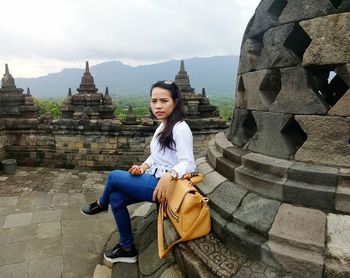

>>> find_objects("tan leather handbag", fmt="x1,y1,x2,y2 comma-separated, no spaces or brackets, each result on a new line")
157,173,211,258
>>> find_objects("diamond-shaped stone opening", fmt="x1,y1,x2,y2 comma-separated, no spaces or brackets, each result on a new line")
315,69,350,107
281,116,307,155
259,69,281,106
268,0,288,18
329,0,344,8
242,111,258,145
284,23,312,63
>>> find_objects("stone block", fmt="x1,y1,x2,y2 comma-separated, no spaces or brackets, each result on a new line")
197,171,227,195
208,181,247,221
324,257,350,278
238,38,262,74
215,156,238,180
210,209,227,238
242,0,278,40
195,156,206,166
32,209,62,223
287,161,338,185
0,224,38,243
51,193,69,207
159,265,183,278
93,264,111,278
207,140,222,169
196,162,214,176
63,254,98,277
336,63,350,86
0,262,27,278
3,212,33,228
248,111,296,159
138,238,174,277
38,221,61,239
25,236,61,261
284,180,336,210
235,165,285,200
0,241,25,266
295,115,350,167
279,0,336,24
215,132,232,153
327,213,350,260
0,196,18,207
256,23,299,70
112,262,138,278
262,241,324,278
270,67,329,114
336,168,350,213
233,193,280,236
226,109,257,148
28,256,63,278
269,203,326,253
300,13,350,66
328,90,350,116
223,145,248,164
225,222,266,260
241,152,292,177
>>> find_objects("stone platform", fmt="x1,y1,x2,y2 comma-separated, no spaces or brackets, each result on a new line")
0,166,292,277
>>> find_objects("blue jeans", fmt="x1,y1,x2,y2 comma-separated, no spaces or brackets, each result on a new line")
99,170,159,248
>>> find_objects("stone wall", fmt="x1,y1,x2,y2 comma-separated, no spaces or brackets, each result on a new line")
2,118,220,170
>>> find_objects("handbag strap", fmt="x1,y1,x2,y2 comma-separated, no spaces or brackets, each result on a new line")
157,202,208,258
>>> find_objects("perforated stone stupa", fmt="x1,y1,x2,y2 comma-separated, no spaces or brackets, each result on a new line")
197,2,350,278
175,61,219,118
60,61,115,119
0,64,38,118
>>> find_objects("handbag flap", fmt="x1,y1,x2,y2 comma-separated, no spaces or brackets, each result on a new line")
168,179,195,213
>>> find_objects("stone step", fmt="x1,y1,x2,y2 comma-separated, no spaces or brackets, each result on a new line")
216,156,239,180
222,145,248,164
207,138,222,169
241,152,292,178
235,165,286,200
214,132,233,153
261,241,324,278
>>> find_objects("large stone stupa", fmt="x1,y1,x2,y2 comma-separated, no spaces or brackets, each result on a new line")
196,2,350,278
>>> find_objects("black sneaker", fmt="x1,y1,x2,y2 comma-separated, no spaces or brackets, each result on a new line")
81,201,108,215
104,244,138,263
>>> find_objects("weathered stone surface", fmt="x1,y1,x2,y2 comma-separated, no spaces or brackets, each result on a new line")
208,181,247,221
196,162,214,176
243,0,279,40
93,264,111,278
225,222,266,260
263,241,324,278
336,63,350,86
300,13,350,66
0,196,18,206
270,67,329,114
159,265,183,278
207,139,222,169
328,89,350,116
216,156,238,180
279,0,336,24
3,212,33,228
295,115,350,167
226,109,257,148
0,241,25,266
248,111,295,159
215,132,232,153
197,171,227,195
210,209,227,238
336,168,350,213
269,204,326,252
28,256,63,278
241,152,292,177
284,179,336,210
112,262,138,278
235,165,285,200
233,193,280,236
287,161,339,186
223,145,248,164
236,70,281,111
238,38,263,74
327,213,350,260
325,257,350,278
0,262,27,278
256,24,299,70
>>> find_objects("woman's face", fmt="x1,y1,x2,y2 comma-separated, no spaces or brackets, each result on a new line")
150,87,177,122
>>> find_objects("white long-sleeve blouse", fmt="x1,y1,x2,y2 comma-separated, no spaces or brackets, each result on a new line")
144,121,196,178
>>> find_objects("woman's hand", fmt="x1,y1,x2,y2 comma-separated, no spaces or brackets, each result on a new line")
128,165,144,176
152,172,175,203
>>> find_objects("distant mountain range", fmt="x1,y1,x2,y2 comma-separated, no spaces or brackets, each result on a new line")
15,55,239,99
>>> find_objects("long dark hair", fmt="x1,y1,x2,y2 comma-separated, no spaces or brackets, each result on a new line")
150,80,185,151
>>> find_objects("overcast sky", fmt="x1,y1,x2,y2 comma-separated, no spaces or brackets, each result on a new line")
1,0,260,78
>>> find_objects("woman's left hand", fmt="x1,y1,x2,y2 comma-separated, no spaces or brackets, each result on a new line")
152,172,175,203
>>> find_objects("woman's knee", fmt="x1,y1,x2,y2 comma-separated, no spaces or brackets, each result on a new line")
107,169,124,184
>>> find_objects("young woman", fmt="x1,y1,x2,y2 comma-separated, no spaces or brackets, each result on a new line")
82,80,196,263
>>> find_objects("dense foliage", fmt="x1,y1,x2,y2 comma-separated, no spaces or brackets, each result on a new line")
34,95,234,120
